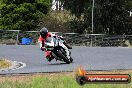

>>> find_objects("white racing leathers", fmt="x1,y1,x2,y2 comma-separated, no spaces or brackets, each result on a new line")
45,37,70,59
38,34,70,59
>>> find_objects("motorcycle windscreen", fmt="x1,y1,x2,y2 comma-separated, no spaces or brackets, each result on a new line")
45,37,58,46
45,37,56,43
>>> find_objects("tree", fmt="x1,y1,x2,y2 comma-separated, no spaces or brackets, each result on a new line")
0,0,51,31
37,10,74,32
59,0,132,34
93,0,132,34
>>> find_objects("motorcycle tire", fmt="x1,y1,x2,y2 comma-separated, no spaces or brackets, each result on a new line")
70,57,73,63
57,50,70,64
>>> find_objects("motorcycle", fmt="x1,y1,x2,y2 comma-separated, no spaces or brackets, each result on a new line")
44,36,73,64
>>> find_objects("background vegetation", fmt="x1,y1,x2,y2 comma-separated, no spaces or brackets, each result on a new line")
0,0,132,34
59,0,132,34
0,0,51,31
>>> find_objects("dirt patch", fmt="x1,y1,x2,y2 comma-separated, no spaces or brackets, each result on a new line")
0,59,11,69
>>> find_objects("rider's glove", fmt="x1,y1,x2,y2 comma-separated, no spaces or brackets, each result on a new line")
41,47,46,51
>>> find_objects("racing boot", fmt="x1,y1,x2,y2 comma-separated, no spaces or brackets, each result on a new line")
46,56,54,62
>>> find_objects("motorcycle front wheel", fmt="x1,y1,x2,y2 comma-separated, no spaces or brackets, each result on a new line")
57,50,70,64
70,57,73,63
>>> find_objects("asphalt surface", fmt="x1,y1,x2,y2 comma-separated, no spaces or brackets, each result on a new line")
0,45,132,74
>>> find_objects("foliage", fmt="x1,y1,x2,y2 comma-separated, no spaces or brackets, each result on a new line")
68,18,85,33
60,0,132,34
38,11,74,32
0,0,51,31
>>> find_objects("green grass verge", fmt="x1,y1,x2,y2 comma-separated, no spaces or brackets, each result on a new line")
0,59,11,69
0,73,131,88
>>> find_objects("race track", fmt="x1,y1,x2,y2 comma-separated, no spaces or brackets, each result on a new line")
0,45,132,74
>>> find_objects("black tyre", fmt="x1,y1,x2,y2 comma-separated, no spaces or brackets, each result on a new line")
70,57,73,63
57,50,70,64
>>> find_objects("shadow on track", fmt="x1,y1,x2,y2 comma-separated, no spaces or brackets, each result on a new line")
48,62,68,65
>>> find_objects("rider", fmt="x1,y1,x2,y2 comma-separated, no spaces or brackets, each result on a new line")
38,27,72,62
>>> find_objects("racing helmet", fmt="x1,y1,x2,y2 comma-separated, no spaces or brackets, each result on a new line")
40,27,48,38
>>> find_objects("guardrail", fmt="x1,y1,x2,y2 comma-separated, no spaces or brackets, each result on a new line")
0,30,132,47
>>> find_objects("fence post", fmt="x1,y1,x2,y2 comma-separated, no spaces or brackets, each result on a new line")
16,30,20,45
90,35,93,47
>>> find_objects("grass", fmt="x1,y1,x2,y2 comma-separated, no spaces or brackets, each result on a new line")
0,72,131,88
0,59,11,69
